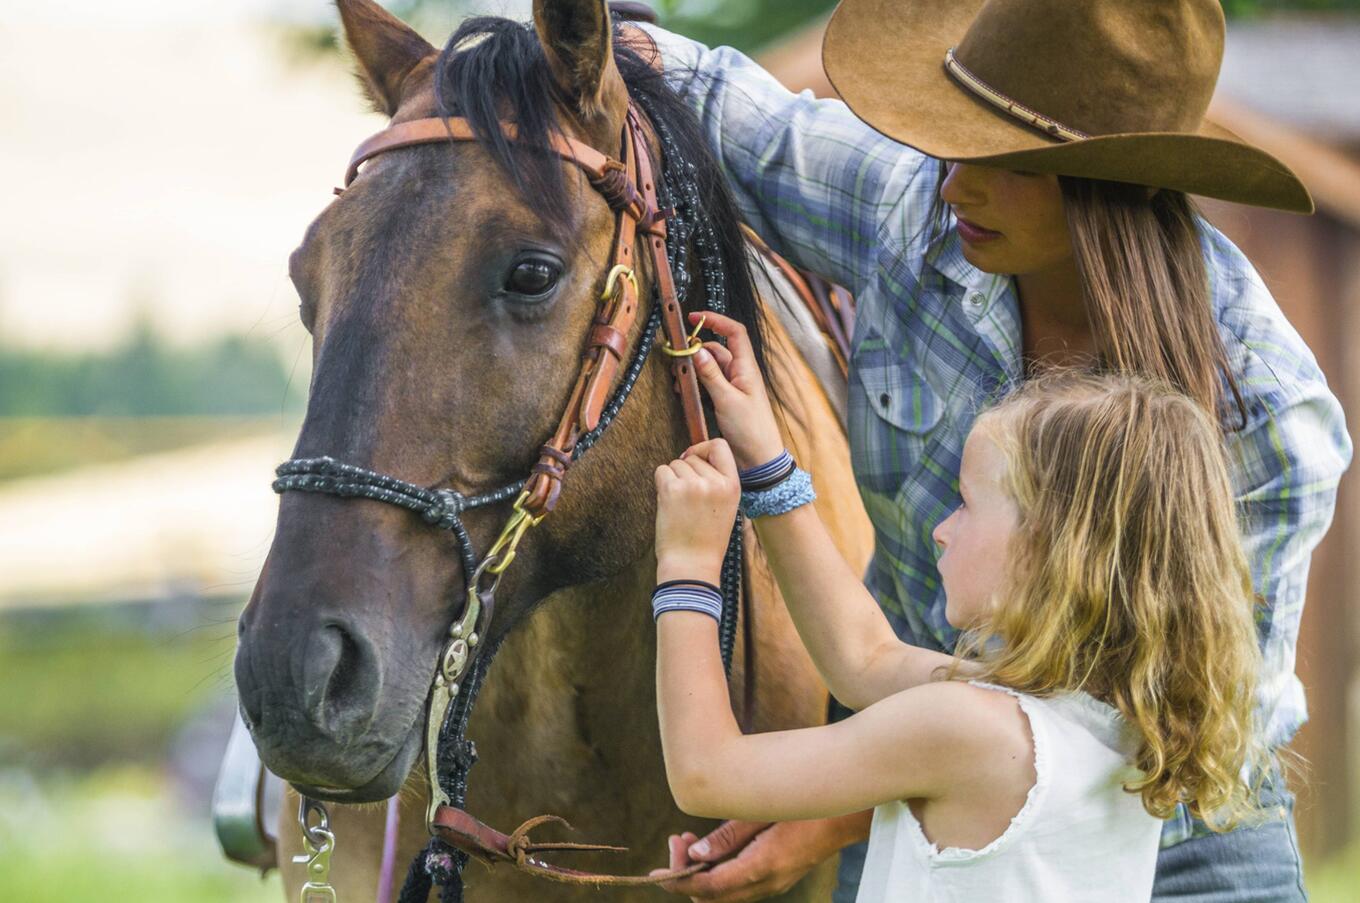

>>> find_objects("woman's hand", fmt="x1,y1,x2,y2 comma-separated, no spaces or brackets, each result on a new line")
655,438,741,584
653,815,871,902
689,312,785,471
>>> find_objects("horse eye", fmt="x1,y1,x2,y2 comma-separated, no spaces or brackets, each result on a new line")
504,257,562,298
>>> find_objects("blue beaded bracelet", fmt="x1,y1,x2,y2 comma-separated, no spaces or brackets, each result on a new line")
740,466,815,519
652,581,724,622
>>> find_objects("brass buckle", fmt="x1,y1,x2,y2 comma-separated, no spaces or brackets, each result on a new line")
600,265,637,303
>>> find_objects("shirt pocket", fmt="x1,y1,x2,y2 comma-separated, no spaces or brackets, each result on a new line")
852,328,943,435
849,326,944,499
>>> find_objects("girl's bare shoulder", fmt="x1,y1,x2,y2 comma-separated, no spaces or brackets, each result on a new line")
894,680,1036,780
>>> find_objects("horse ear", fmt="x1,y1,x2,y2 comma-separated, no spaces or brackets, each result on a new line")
533,0,628,124
336,0,436,117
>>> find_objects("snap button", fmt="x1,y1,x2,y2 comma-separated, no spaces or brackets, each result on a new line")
968,291,986,307
879,392,891,408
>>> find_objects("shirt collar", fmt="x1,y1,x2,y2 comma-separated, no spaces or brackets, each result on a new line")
922,219,979,291
924,224,1010,318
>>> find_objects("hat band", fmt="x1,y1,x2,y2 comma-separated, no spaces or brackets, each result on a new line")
943,48,1089,143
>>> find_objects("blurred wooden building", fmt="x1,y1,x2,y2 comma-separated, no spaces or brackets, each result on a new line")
755,14,1360,859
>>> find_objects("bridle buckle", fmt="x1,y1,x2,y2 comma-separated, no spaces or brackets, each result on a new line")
600,265,637,303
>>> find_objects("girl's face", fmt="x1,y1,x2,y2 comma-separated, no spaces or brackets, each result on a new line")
933,426,1021,630
940,163,1073,276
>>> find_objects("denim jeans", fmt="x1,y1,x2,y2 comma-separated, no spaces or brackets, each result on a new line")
832,744,1307,902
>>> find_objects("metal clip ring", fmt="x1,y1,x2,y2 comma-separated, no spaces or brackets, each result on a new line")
661,313,707,358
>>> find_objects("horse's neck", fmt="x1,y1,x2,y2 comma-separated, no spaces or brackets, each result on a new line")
465,553,670,834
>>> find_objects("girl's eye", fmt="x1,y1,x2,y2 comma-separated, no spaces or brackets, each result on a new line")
504,257,562,297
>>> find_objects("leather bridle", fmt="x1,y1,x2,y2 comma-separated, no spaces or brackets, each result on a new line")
272,100,724,894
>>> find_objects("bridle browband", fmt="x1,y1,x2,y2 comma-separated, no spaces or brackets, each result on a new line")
272,100,735,899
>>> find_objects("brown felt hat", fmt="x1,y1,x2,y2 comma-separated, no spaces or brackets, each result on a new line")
822,0,1314,213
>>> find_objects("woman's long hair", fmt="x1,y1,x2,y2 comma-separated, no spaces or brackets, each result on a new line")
957,373,1267,829
1060,179,1247,430
926,170,1247,429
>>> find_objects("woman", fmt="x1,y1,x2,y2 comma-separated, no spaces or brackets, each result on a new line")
625,0,1351,900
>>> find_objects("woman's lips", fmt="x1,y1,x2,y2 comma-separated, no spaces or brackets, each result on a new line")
955,216,1002,245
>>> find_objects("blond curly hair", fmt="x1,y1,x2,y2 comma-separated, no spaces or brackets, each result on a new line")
956,372,1268,829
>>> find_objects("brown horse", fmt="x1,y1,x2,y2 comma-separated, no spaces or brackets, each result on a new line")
233,1,871,899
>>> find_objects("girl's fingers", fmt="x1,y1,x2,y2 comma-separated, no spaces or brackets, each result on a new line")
703,438,738,478
693,348,741,405
702,340,734,374
689,310,754,358
667,456,700,481
683,440,740,484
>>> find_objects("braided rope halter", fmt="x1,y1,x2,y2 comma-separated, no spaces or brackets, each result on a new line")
273,92,744,901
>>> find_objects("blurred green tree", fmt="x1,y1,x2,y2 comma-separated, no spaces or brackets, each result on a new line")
0,317,303,417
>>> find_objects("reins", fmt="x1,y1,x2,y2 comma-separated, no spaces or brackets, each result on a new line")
274,94,747,901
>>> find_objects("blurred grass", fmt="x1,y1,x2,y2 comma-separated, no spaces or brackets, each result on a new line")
0,767,280,903
1310,840,1360,901
0,416,285,482
0,600,241,769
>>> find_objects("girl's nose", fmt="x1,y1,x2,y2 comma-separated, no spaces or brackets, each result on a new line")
932,510,955,548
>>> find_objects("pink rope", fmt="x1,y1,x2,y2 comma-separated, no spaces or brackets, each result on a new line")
375,794,401,903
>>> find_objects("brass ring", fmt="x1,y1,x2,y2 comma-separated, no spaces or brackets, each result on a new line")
660,336,703,357
661,313,706,357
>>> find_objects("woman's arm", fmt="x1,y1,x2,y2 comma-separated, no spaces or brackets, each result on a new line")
626,22,929,295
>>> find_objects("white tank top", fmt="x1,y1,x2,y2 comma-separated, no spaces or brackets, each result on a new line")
854,681,1162,903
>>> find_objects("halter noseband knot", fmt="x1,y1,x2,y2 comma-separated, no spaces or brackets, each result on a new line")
422,489,468,530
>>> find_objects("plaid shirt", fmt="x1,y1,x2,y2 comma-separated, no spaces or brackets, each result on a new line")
642,26,1351,844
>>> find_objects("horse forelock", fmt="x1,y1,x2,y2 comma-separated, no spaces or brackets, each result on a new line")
427,14,768,371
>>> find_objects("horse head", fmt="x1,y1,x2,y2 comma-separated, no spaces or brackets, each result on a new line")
234,0,763,803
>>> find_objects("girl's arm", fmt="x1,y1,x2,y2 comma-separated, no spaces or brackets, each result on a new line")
653,440,984,821
680,311,956,710
656,606,992,821
752,503,956,711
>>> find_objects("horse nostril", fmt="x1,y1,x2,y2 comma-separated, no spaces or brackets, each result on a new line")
303,621,379,738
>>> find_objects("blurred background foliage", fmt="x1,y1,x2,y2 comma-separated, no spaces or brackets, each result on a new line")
280,0,1360,57
0,320,301,419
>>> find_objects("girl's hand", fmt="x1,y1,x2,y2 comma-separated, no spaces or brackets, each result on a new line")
654,439,740,584
689,312,784,471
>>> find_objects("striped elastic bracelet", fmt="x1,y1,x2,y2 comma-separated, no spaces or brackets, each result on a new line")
738,449,796,491
652,580,724,622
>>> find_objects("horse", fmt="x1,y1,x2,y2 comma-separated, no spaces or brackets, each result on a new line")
232,1,872,899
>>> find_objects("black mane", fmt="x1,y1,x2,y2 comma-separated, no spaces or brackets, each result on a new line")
431,15,769,374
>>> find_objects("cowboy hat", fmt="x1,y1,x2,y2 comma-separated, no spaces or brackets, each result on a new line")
822,0,1313,213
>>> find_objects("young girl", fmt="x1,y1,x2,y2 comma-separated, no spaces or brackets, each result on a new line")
651,321,1266,901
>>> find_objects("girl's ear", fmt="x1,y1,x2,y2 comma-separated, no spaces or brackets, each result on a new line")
336,0,436,117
